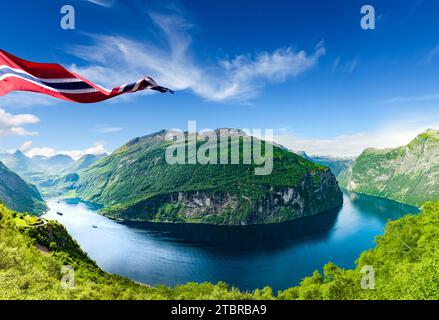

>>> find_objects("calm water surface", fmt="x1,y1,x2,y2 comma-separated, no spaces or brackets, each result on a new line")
43,191,419,291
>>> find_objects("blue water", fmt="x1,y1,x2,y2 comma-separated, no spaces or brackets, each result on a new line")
43,191,419,291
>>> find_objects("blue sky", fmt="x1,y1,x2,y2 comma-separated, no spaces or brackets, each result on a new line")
1,0,439,158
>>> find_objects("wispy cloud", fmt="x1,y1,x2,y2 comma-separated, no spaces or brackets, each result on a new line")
85,0,114,7
332,56,359,74
93,126,123,134
20,141,107,160
0,92,57,108
383,93,439,104
274,116,439,157
0,108,39,137
348,58,359,73
69,12,325,102
423,43,439,64
332,57,341,72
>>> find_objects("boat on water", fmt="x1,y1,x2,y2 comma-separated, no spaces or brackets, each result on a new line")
56,212,63,216
92,225,98,229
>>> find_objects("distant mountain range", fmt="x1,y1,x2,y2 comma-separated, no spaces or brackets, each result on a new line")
67,129,343,225
68,154,105,173
0,150,33,173
0,150,105,188
0,150,106,214
339,130,439,206
32,154,75,173
295,151,354,177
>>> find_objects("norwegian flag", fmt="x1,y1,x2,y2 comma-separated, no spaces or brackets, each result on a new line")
0,49,173,103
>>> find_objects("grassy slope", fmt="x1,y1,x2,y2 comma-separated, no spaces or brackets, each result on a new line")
0,161,47,215
0,204,256,300
1,199,437,300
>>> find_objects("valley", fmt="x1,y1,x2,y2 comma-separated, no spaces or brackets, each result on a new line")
42,190,419,291
0,128,438,299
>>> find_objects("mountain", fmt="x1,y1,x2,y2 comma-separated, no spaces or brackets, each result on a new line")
295,151,313,161
0,151,75,176
289,152,353,177
0,150,33,173
339,129,439,206
309,156,354,177
38,154,107,197
73,129,343,225
0,150,75,189
0,151,105,197
0,161,47,215
0,151,78,187
32,154,75,173
66,154,105,173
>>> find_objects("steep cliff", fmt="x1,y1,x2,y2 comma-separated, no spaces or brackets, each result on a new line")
101,170,341,225
339,129,439,206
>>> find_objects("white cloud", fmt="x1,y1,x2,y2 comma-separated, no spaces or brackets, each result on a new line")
20,143,57,158
20,141,107,160
383,93,439,104
7,127,39,137
60,143,107,160
0,108,39,126
19,141,33,151
94,127,123,134
332,57,341,72
348,58,359,73
68,13,325,102
274,116,439,157
85,0,114,7
331,57,359,74
0,92,58,108
424,43,439,64
0,108,39,137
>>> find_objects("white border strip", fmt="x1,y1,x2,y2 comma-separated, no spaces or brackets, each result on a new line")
0,74,98,94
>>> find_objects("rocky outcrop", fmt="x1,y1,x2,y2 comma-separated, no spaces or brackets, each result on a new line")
101,169,342,225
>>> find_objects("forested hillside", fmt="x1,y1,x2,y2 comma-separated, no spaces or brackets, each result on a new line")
339,130,439,206
74,130,343,225
0,161,47,215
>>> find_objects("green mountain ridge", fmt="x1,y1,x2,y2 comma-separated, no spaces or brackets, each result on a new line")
0,161,47,215
339,129,439,206
70,129,343,225
67,154,106,173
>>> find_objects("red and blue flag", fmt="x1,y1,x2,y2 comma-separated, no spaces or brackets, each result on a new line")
0,49,173,103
